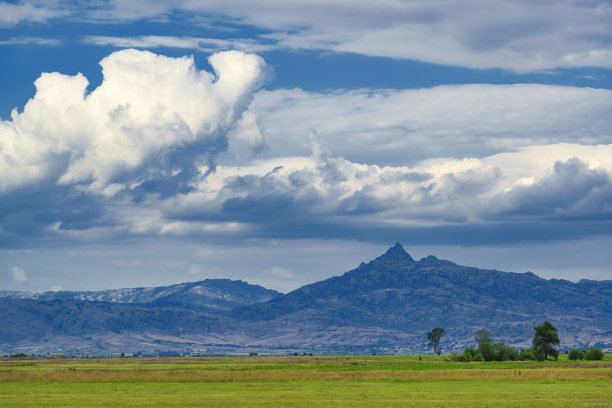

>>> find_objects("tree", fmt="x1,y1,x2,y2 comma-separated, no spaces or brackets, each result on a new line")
427,328,445,355
532,320,560,360
475,329,492,347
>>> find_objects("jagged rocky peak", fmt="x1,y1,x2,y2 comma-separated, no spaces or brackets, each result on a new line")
375,242,415,264
418,255,440,265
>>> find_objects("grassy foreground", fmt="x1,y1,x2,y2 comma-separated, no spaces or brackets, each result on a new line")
0,354,610,407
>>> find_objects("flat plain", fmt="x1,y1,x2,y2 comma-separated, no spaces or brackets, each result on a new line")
0,354,610,407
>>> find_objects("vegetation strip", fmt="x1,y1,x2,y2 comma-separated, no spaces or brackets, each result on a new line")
0,355,609,407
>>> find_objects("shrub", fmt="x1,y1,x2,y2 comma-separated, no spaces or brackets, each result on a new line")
450,353,465,362
478,342,497,362
518,348,537,361
494,342,519,361
463,347,484,362
470,351,484,362
451,347,485,362
568,349,584,360
584,348,604,360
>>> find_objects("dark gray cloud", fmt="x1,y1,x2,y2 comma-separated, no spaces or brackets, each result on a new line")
156,146,612,249
492,158,612,220
0,185,108,247
126,134,229,202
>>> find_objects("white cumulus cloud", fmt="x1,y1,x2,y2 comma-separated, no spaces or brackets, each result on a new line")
0,49,267,193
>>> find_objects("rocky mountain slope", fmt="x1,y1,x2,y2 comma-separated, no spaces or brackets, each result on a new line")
1,244,610,356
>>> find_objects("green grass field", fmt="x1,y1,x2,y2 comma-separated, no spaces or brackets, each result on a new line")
0,354,610,407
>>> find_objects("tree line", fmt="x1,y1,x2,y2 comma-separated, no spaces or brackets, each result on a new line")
426,321,605,361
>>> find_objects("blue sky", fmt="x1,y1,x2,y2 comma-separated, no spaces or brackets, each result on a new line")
1,0,612,293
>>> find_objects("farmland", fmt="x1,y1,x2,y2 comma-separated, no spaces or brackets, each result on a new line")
0,354,610,407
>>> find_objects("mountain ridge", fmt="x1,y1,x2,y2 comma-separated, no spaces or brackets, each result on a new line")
1,243,610,356
226,244,611,350
0,278,280,313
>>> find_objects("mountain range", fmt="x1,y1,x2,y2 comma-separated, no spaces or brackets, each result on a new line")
1,243,610,356
0,279,279,313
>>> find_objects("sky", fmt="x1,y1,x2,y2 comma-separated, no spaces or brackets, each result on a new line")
1,0,611,293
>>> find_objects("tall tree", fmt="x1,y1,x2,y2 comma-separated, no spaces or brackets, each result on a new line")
532,320,560,360
427,328,445,355
475,329,491,346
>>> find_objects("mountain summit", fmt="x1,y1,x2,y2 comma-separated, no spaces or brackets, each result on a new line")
374,242,415,264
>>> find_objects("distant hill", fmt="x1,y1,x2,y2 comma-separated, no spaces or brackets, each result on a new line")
1,244,610,356
0,279,280,313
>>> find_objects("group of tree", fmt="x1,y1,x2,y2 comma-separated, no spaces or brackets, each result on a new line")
427,321,606,362
451,327,533,362
451,339,537,362
568,348,605,361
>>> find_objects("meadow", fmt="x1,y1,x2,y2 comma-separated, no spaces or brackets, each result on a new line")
0,354,610,407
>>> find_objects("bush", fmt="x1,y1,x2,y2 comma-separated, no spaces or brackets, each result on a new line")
478,342,497,362
462,347,476,358
494,342,519,361
463,347,484,362
450,353,464,362
584,348,604,360
451,347,485,362
518,348,537,361
568,349,584,360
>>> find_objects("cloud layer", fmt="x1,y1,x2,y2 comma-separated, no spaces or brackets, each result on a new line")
164,143,612,242
246,85,612,166
2,52,611,247
1,48,611,295
19,0,612,72
2,2,612,291
0,2,60,26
